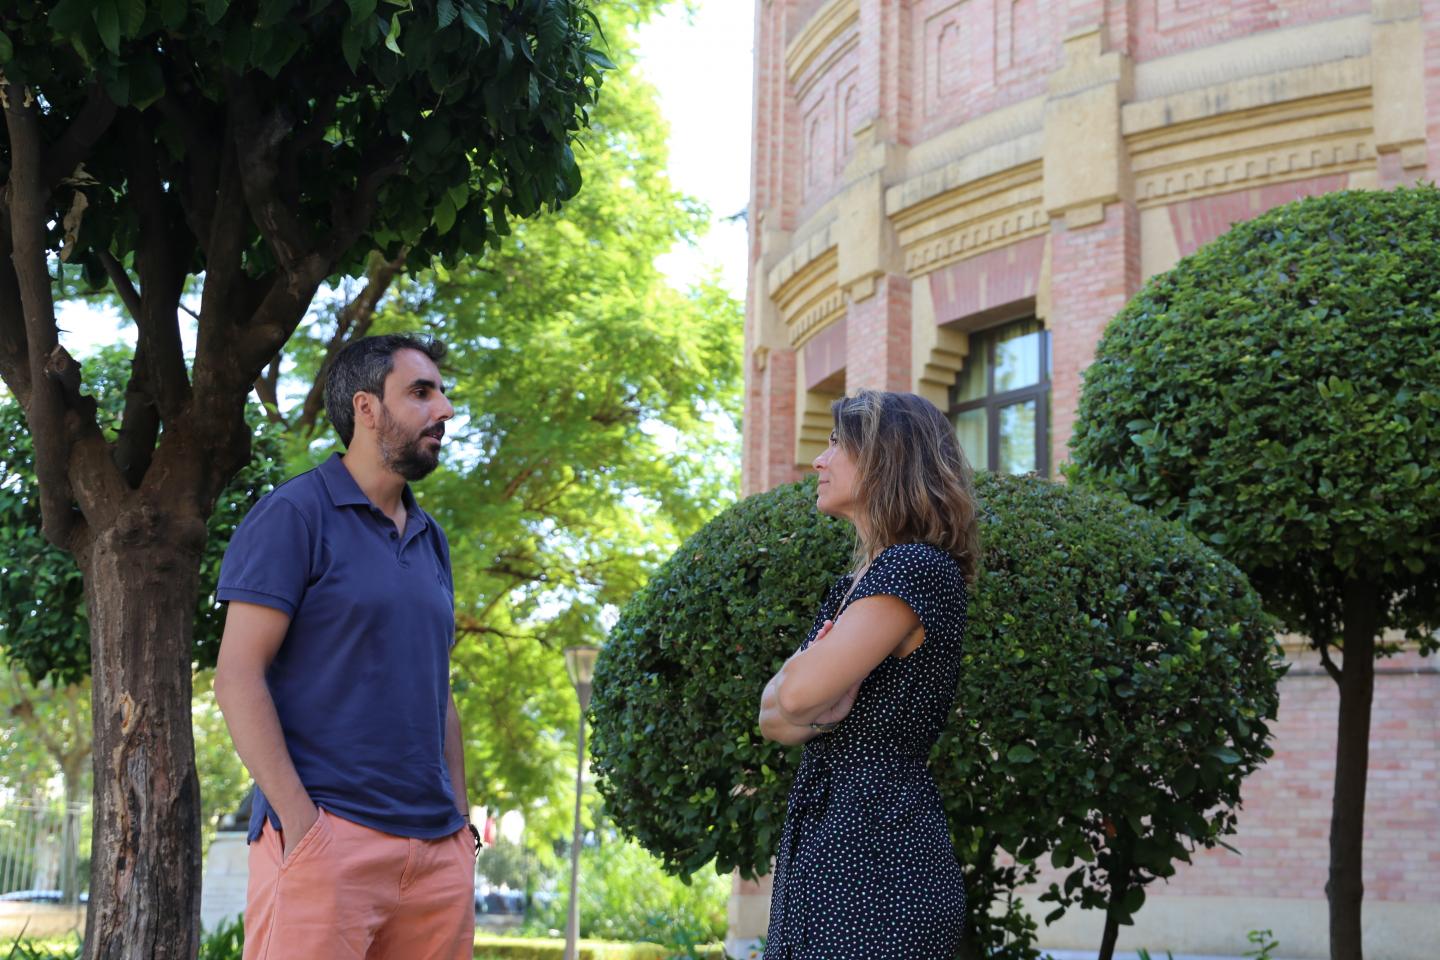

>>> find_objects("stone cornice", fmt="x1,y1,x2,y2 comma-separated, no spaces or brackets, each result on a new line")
767,221,837,298
1129,88,1374,206
785,0,860,86
772,246,843,349
890,162,1047,277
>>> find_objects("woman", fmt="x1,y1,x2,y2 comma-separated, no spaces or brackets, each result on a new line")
758,389,979,959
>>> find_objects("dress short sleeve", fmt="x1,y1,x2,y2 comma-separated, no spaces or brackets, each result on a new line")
844,542,968,646
217,495,313,617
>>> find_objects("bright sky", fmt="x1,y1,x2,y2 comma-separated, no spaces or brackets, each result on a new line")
52,2,754,361
635,1,753,299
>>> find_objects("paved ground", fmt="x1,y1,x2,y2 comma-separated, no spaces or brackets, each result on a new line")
1042,951,1302,960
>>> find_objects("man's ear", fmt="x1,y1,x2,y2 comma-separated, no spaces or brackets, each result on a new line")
352,391,378,435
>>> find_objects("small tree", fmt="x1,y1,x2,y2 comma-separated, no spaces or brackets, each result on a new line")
1069,186,1440,960
0,2,605,954
589,473,1284,960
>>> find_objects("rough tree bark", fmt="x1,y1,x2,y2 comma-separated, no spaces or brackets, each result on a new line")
1326,580,1379,960
80,513,208,960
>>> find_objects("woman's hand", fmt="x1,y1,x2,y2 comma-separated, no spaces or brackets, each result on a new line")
808,620,861,726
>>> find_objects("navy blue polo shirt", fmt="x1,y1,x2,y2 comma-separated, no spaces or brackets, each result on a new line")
217,453,464,843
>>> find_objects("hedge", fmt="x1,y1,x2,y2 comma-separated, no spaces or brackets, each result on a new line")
590,472,1283,956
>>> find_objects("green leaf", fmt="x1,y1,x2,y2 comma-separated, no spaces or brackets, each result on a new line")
0,31,13,65
383,14,403,55
459,1,489,42
433,195,456,235
159,0,188,29
1006,743,1037,764
204,0,230,25
117,0,145,36
126,59,166,110
341,21,365,72
1206,745,1241,765
49,0,93,35
436,0,458,28
94,0,121,53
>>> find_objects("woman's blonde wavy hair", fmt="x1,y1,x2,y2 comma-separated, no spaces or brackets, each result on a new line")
831,390,980,583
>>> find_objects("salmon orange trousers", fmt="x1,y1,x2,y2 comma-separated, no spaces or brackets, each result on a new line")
242,809,476,960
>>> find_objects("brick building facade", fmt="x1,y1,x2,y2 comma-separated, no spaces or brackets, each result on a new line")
737,1,1440,956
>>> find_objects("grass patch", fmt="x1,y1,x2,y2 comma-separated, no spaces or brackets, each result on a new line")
473,934,726,960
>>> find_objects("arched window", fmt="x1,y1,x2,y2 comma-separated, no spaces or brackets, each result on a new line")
949,318,1050,476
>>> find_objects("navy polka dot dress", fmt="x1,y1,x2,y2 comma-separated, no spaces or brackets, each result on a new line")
765,542,968,959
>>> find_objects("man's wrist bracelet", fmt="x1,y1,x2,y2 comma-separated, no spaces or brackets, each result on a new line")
809,721,838,732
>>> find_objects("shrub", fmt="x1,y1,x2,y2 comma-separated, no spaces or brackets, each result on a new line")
590,473,1283,959
1069,186,1440,956
522,830,728,945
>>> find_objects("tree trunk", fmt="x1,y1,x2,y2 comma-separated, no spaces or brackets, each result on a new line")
1097,889,1123,960
1326,579,1378,960
80,509,207,960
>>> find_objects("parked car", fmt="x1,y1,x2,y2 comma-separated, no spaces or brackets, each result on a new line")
475,889,525,915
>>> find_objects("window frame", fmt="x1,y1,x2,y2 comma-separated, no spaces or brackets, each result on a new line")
948,318,1051,477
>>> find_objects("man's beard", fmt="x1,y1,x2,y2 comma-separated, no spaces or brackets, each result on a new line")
377,404,442,481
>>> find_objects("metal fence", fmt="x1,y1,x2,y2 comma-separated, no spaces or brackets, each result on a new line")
0,799,89,904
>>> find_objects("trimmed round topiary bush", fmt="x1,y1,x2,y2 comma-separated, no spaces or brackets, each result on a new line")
588,477,851,877
589,472,1284,958
1068,186,1440,956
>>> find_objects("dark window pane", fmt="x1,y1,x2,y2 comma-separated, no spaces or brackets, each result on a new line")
998,400,1037,474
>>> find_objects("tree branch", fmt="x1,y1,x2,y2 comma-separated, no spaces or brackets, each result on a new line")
121,113,190,423
46,84,118,189
99,250,143,323
4,80,79,547
323,139,406,263
110,339,161,489
292,249,408,436
253,356,286,425
1316,638,1343,685
227,78,314,272
155,86,218,246
0,224,31,405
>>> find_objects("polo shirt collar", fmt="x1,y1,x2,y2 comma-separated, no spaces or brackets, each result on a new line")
317,453,430,535
318,453,371,507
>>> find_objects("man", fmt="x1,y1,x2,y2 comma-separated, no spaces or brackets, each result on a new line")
214,334,476,959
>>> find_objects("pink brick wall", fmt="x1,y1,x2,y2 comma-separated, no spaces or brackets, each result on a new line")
903,0,1061,144
803,316,848,390
1127,0,1367,62
742,346,808,497
1166,174,1350,258
1047,202,1141,470
928,235,1046,323
1021,651,1440,903
845,276,913,392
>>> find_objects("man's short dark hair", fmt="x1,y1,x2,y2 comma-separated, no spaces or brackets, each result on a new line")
323,334,448,447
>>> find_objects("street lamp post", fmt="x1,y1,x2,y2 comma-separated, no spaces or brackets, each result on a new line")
562,645,600,960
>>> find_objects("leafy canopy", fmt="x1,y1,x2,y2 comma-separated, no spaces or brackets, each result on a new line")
1,0,609,286
1070,186,1440,652
0,348,286,686
589,474,1283,954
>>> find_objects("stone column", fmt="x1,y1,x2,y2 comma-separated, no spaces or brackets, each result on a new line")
1372,0,1428,187
1042,25,1140,470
